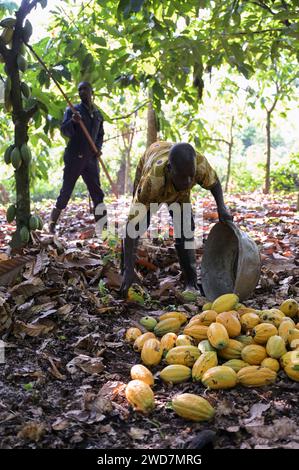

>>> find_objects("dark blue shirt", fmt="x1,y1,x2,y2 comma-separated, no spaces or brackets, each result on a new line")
61,102,104,159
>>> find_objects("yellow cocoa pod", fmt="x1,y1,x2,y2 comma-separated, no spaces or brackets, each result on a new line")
202,366,238,389
125,327,142,344
235,335,254,346
259,310,284,327
160,364,191,384
125,380,154,413
278,319,295,343
222,359,249,372
287,329,299,346
159,311,187,325
130,364,154,386
252,323,278,345
165,345,200,367
237,366,276,387
172,393,215,422
216,311,241,337
211,293,239,313
237,307,259,317
133,332,155,352
192,351,218,382
202,302,213,311
266,335,287,359
190,310,217,326
198,339,216,353
241,344,267,365
160,332,177,353
154,318,181,336
207,322,229,350
280,350,299,368
176,334,194,346
290,339,299,350
183,324,208,341
218,339,244,360
284,363,299,382
279,299,298,318
240,313,260,332
141,338,162,367
261,358,280,372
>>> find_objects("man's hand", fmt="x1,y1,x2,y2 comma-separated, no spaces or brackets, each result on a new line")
71,111,82,123
120,268,136,298
217,205,233,222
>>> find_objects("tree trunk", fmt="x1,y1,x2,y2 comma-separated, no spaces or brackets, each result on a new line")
225,116,234,193
147,89,158,147
264,111,271,194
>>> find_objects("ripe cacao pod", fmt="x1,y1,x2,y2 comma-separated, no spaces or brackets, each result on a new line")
202,302,213,311
141,338,162,367
125,327,142,344
198,339,216,353
172,393,215,422
211,293,239,313
160,364,191,384
237,366,277,387
266,335,287,359
261,357,280,372
165,345,200,367
176,334,194,346
133,332,155,352
154,318,181,336
241,344,267,365
207,322,229,350
183,323,208,341
192,351,218,382
218,339,244,360
252,323,278,345
284,363,299,382
279,299,298,318
202,365,238,389
278,319,295,343
159,311,187,325
222,359,249,372
190,310,217,326
125,380,155,414
216,311,241,337
240,312,260,332
160,332,177,353
130,364,154,386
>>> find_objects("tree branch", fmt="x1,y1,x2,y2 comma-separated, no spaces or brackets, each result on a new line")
207,137,230,146
111,100,150,121
249,1,275,15
0,38,8,60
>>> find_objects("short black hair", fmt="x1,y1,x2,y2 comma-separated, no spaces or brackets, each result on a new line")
169,143,196,168
78,81,93,92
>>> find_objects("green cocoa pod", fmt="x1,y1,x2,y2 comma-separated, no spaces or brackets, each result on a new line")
0,17,17,28
1,27,14,44
4,77,12,112
140,316,158,331
20,82,31,98
11,147,22,169
19,43,26,55
6,205,16,223
22,19,33,43
36,215,43,230
17,54,27,72
29,215,39,231
4,145,14,165
20,226,30,243
20,143,32,164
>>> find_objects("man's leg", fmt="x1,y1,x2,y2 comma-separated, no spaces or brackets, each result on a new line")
120,210,151,296
49,161,80,234
81,158,106,232
169,203,199,291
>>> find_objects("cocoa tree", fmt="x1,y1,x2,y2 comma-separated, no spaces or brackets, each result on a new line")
0,0,47,249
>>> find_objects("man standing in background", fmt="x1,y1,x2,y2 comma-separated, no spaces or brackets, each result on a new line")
49,82,106,234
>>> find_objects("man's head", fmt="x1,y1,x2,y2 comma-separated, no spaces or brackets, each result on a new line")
78,82,93,106
168,143,196,191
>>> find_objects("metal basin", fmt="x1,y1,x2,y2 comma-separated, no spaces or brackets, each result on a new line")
201,221,261,301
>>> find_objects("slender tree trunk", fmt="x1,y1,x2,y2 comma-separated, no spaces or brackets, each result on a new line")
225,116,234,193
264,110,271,194
147,89,158,147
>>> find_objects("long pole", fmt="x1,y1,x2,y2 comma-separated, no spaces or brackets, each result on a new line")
26,43,118,197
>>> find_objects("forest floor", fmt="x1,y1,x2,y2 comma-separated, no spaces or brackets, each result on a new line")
0,192,298,449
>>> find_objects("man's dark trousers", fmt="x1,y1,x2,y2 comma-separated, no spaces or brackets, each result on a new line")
56,154,104,210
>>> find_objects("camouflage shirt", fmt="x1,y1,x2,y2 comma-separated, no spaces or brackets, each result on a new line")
130,142,218,218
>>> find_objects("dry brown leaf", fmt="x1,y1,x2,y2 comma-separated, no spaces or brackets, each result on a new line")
10,277,45,299
13,319,56,337
66,355,104,375
17,422,46,442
